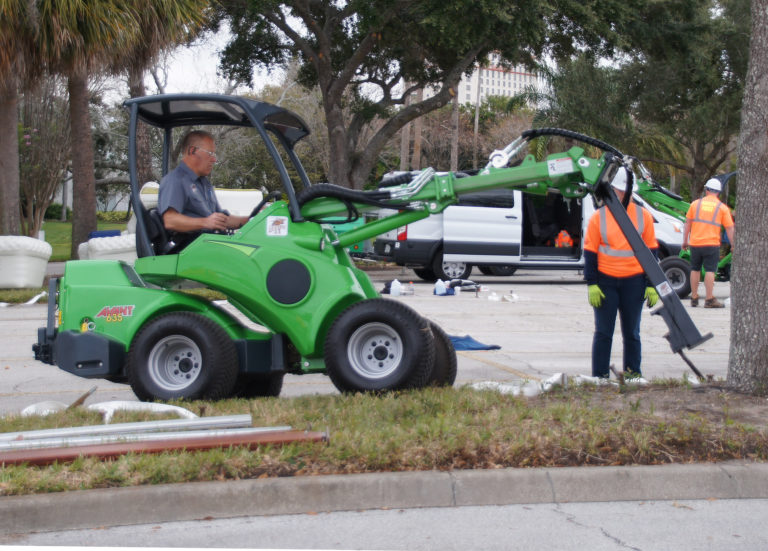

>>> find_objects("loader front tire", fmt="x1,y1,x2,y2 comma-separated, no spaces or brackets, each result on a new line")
325,299,435,392
424,320,457,387
127,312,238,401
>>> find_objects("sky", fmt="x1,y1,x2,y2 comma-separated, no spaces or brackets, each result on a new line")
148,25,268,96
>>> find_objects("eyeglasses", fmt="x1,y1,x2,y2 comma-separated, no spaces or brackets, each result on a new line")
195,147,218,160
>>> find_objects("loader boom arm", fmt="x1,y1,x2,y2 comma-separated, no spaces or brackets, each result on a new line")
299,132,712,357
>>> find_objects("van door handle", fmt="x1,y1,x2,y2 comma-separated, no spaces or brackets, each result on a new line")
505,215,518,219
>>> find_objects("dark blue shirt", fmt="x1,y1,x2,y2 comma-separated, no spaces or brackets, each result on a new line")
158,162,227,218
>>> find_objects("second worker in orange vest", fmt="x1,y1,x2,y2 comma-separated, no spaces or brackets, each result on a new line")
583,168,659,379
682,178,734,308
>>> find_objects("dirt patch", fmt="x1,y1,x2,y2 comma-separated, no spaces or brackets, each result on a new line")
585,383,768,428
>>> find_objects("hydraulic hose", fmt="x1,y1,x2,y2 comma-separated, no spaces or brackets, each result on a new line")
521,127,624,157
296,183,412,223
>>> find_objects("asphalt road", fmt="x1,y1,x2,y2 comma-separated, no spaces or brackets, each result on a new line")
0,265,732,415
8,497,768,550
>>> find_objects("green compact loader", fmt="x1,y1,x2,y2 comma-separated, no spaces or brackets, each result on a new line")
33,95,711,400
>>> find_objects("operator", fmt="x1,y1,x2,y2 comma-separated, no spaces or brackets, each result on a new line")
158,130,248,251
682,178,734,308
583,167,659,379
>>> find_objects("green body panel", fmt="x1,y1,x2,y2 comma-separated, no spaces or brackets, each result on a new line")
132,202,376,359
59,260,266,353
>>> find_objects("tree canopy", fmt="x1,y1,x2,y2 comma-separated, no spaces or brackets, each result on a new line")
216,0,635,188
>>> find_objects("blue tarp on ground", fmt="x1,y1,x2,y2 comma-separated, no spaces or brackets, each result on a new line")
449,335,501,351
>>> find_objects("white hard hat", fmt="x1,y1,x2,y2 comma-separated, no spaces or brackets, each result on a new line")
705,178,722,192
610,167,628,190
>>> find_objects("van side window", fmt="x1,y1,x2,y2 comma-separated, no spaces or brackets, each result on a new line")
457,189,515,208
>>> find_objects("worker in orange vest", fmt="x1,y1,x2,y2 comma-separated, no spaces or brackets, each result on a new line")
682,178,734,308
583,168,659,379
555,229,573,248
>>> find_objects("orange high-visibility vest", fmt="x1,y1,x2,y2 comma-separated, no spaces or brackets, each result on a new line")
584,202,658,278
555,230,573,248
686,196,734,247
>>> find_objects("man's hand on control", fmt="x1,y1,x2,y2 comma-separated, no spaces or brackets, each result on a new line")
204,212,229,232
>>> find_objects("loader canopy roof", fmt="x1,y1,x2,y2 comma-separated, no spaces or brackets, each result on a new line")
123,93,310,146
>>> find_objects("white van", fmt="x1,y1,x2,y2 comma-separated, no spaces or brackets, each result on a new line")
373,189,684,281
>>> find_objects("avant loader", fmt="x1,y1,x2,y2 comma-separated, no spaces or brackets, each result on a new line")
34,94,711,400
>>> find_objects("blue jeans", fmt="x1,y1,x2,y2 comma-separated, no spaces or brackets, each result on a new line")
591,274,646,378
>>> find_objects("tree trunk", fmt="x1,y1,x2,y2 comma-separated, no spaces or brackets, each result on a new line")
728,0,768,393
324,102,355,188
450,95,459,172
0,77,21,235
128,66,155,188
68,69,98,259
411,89,424,170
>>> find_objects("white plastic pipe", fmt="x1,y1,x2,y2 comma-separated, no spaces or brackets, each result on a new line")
0,414,254,443
0,425,293,451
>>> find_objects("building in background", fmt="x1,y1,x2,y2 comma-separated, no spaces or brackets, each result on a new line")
457,54,545,105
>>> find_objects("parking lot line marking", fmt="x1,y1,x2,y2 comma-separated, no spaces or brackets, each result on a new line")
456,351,541,381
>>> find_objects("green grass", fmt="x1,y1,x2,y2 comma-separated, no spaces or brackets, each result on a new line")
1,384,766,496
42,220,127,262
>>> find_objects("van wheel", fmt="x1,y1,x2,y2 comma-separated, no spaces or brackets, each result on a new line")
478,265,494,275
489,265,517,276
413,267,437,281
325,299,435,392
660,256,691,298
425,321,457,387
127,312,238,401
432,251,471,281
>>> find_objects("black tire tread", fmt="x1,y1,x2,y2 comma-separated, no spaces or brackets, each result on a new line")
325,298,435,392
127,311,238,401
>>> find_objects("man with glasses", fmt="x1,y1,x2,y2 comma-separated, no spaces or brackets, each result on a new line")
158,130,248,251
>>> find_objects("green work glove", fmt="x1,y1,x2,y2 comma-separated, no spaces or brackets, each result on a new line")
588,284,605,308
645,286,659,307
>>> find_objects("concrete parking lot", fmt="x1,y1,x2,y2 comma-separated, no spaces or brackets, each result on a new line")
0,266,732,415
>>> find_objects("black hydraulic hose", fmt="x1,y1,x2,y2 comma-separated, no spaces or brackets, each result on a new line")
521,128,624,157
296,183,392,207
296,183,414,223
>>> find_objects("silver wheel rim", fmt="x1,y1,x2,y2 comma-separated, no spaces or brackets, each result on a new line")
441,261,467,279
347,322,403,380
665,266,686,292
147,335,202,392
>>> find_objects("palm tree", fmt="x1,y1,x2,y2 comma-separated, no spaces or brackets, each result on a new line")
120,0,212,187
0,0,39,235
36,0,140,257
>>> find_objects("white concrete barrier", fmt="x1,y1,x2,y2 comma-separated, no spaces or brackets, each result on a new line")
0,236,53,288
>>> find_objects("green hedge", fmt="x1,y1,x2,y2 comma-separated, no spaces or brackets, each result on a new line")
96,211,130,222
44,203,72,220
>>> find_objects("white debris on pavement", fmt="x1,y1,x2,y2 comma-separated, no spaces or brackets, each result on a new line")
467,372,652,397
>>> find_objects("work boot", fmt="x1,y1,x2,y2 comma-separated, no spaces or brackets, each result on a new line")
690,296,699,307
704,297,724,308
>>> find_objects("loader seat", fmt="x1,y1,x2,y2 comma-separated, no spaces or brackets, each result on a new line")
146,208,175,255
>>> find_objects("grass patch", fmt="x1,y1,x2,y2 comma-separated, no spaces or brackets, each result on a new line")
1,384,767,496
42,220,127,261
0,288,47,304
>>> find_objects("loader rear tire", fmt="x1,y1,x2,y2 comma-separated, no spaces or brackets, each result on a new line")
325,299,435,392
127,312,238,401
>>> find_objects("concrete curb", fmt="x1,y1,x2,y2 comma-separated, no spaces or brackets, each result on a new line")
2,461,767,534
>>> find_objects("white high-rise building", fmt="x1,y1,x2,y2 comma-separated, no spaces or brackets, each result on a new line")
457,56,545,105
